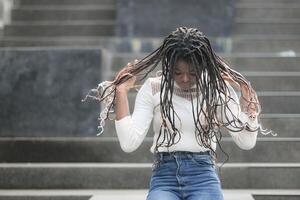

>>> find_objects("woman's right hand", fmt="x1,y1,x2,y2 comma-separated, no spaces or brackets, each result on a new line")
115,59,138,93
116,75,137,93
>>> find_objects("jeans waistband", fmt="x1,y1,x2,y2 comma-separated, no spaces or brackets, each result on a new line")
154,151,211,161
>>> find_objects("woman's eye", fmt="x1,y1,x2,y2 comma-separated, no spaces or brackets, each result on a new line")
190,72,196,76
174,72,181,75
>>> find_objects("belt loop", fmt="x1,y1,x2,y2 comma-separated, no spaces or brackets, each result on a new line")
159,152,163,161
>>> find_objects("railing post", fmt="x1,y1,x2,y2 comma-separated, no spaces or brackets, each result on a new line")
0,0,13,29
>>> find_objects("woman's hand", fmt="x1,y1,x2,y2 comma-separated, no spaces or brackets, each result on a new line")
221,72,258,119
115,59,138,93
240,87,259,119
221,72,240,90
114,60,139,121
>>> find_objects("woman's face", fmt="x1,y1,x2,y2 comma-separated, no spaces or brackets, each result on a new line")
172,59,196,90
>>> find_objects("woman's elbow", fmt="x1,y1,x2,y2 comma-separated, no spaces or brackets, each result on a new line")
119,143,138,153
232,129,258,150
238,139,257,150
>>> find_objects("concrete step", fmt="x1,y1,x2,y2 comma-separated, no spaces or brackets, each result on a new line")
111,53,300,72
237,0,300,5
231,35,300,52
253,193,300,200
1,42,299,55
249,77,300,91
234,21,300,35
11,8,116,21
0,36,229,52
0,112,297,138
0,189,299,200
0,137,298,163
0,163,298,189
2,35,300,53
3,22,115,37
235,7,300,19
252,93,298,112
0,36,162,49
15,5,116,9
0,38,110,48
228,54,300,71
15,0,116,6
0,195,87,200
0,197,86,200
0,189,252,200
90,189,300,200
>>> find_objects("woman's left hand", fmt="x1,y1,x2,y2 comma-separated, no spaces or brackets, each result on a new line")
221,72,258,119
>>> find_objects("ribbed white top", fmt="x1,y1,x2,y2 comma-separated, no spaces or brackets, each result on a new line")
115,76,258,153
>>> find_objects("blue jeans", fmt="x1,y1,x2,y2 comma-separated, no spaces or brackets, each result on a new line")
146,151,224,200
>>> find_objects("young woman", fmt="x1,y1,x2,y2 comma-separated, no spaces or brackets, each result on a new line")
86,27,271,200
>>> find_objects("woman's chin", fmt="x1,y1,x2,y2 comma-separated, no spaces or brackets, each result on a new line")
179,85,191,90
174,81,195,90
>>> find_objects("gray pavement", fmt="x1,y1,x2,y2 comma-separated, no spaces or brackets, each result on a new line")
0,189,299,200
89,190,255,200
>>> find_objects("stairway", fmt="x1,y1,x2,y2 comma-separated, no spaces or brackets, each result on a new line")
228,1,300,198
232,0,300,52
0,0,116,47
0,0,300,199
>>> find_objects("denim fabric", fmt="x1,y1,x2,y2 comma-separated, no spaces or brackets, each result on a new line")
146,151,224,200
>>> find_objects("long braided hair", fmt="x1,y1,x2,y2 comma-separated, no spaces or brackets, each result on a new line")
83,27,273,161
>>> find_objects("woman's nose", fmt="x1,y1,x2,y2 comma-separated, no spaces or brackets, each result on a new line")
182,73,190,82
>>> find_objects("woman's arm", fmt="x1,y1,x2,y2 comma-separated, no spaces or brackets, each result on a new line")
218,82,259,150
115,82,134,120
115,78,154,153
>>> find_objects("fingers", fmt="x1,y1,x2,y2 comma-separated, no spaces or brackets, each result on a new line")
222,74,241,89
240,94,259,119
123,59,139,76
126,73,137,80
126,59,139,67
116,59,139,81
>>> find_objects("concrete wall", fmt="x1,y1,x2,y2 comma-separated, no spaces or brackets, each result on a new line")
0,48,106,137
116,0,235,37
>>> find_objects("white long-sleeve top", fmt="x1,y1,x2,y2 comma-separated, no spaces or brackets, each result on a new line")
115,76,258,153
